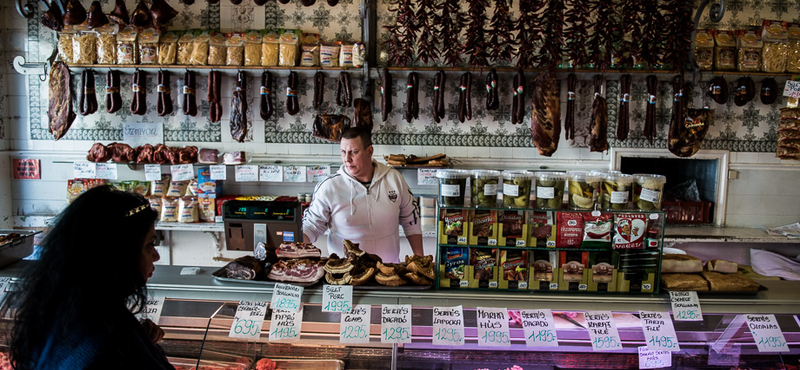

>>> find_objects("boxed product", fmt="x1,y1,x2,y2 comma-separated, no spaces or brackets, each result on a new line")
497,249,528,290
528,250,559,291
713,30,737,70
439,247,470,288
469,248,498,288
582,212,613,249
498,210,527,247
468,209,498,246
587,251,619,292
613,213,647,249
557,251,588,291
737,28,763,72
438,209,468,245
197,168,223,198
556,212,584,247
529,211,556,247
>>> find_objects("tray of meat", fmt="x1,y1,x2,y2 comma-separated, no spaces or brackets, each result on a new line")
0,230,41,268
169,356,251,370
212,258,324,288
251,358,345,370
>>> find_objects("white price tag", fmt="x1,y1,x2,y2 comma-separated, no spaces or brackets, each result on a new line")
170,164,194,181
271,283,304,312
746,314,789,352
259,165,283,182
457,236,467,244
549,283,558,290
585,311,623,351
640,311,681,351
640,188,661,203
488,239,498,246
483,183,498,196
459,280,469,287
210,165,227,180
381,304,412,343
669,291,703,321
74,162,97,178
340,304,371,344
503,183,520,197
322,285,353,313
783,80,800,98
284,166,307,182
95,163,118,180
440,184,460,197
138,296,166,324
536,186,555,199
235,165,259,182
229,301,268,340
308,165,331,183
145,164,162,181
476,307,511,346
521,309,558,347
268,308,302,342
515,239,526,246
638,346,672,369
417,168,438,186
432,306,465,346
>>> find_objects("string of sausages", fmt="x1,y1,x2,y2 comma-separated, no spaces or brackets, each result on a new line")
458,72,472,123
130,69,146,115
79,69,97,116
511,68,525,124
433,70,446,123
260,71,274,121
565,73,576,140
381,68,392,122
286,71,300,116
230,71,247,142
405,72,419,123
313,72,324,110
589,75,609,152
485,69,498,111
208,71,222,122
182,70,197,116
644,75,657,144
616,74,631,141
105,70,121,114
336,72,352,107
156,70,173,117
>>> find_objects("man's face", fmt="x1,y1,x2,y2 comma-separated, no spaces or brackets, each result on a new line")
340,136,374,182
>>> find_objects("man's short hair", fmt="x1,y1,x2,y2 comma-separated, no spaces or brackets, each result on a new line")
341,126,372,147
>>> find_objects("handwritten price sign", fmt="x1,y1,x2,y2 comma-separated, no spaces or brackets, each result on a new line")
746,314,789,352
340,304,371,344
521,309,558,347
432,306,465,346
229,301,268,340
638,346,672,369
669,291,703,322
268,309,303,342
585,311,622,351
783,80,800,98
477,307,511,346
640,311,680,351
137,296,166,324
322,285,353,313
271,283,304,312
381,304,412,344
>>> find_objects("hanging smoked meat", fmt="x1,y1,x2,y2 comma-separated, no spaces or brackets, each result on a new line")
381,68,392,122
588,75,609,152
463,0,491,67
565,73,576,140
643,75,657,144
48,61,76,140
530,71,561,156
230,72,247,142
485,0,517,64
617,74,631,141
668,76,711,157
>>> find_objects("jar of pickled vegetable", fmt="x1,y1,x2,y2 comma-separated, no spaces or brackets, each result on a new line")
471,170,501,207
632,174,667,211
599,173,634,210
436,169,470,207
501,170,533,208
567,171,601,210
534,172,566,209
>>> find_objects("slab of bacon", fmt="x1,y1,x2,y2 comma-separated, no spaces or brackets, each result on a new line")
276,242,321,259
267,258,325,283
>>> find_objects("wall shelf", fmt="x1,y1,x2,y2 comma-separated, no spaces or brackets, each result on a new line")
65,64,365,78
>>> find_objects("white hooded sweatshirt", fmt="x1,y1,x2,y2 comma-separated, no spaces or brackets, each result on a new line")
303,160,421,263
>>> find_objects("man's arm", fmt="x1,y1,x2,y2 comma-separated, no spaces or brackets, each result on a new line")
406,233,424,257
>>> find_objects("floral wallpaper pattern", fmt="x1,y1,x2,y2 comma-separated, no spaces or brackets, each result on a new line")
21,0,798,154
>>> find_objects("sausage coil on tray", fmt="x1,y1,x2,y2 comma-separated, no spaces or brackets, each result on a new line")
182,70,197,116
79,69,98,116
48,61,76,141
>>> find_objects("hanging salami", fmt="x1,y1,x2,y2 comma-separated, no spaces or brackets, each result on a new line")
261,71,274,120
485,69,499,111
79,69,98,116
182,70,197,116
565,73,576,140
156,70,173,117
617,74,631,141
404,72,419,123
130,69,146,115
105,70,122,114
588,75,609,152
381,68,392,122
644,75,657,144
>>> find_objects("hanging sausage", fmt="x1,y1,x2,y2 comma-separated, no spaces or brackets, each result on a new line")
530,71,561,156
588,75,609,152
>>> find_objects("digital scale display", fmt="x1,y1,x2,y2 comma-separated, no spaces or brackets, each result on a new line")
223,200,298,221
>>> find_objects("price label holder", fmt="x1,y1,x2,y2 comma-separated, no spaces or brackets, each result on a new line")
144,164,162,181
235,165,259,182
96,163,118,180
381,304,412,344
322,285,353,313
170,164,194,181
520,309,558,347
259,165,283,182
271,283,304,312
340,304,371,344
210,165,227,180
229,301,268,340
417,168,438,186
638,346,672,369
268,307,302,342
74,162,97,178
584,311,622,351
432,306,465,346
639,311,680,351
138,296,166,324
708,345,741,366
476,307,511,346
745,314,789,352
669,291,703,321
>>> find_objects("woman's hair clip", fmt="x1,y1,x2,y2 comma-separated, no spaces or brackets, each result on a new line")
125,204,150,217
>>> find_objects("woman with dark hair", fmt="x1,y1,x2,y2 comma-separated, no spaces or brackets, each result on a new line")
3,186,175,369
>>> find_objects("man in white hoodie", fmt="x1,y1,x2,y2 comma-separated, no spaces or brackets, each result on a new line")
302,127,423,263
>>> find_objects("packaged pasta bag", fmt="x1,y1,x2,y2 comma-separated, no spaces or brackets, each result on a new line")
150,175,171,197
178,197,199,223
95,24,118,64
261,29,280,67
713,30,736,71
132,181,150,196
761,20,788,73
160,197,179,222
116,26,138,64
694,29,714,70
167,180,188,197
198,196,216,222
187,179,199,196
189,31,210,66
158,31,178,65
352,42,366,68
243,30,262,66
176,31,195,65
58,27,76,62
138,28,160,65
300,33,320,67
320,44,340,68
787,22,800,73
339,42,355,68
73,28,98,64
278,29,300,67
208,32,227,66
67,179,88,202
737,28,763,72
226,32,244,66
148,196,163,214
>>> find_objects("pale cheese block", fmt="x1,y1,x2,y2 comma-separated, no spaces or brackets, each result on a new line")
661,254,703,273
707,259,738,274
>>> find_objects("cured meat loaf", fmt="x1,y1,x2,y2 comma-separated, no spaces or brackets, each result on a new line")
267,258,325,283
230,71,247,142
276,242,321,259
207,71,222,122
530,71,561,156
48,61,76,140
589,75,609,152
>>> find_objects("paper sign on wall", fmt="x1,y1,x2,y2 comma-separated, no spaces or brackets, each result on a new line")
432,306,465,346
638,346,672,369
584,311,623,351
521,309,558,347
138,296,166,324
745,314,789,352
284,166,307,182
259,165,283,182
145,164,162,181
271,283,304,312
340,304,371,344
322,285,353,313
235,165,259,182
669,291,703,321
308,165,331,182
783,80,800,98
640,311,680,351
170,164,194,181
476,307,511,346
268,309,303,342
74,162,97,178
381,304,412,343
229,301,268,340
123,122,163,147
96,163,118,180
210,165,227,180
417,168,438,186
13,159,41,179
